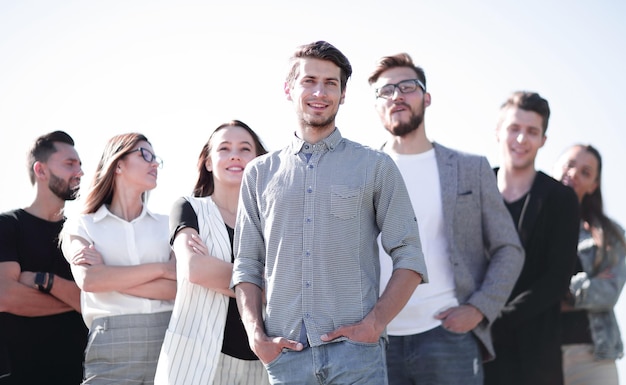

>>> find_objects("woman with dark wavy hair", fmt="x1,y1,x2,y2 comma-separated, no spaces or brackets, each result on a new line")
556,144,626,385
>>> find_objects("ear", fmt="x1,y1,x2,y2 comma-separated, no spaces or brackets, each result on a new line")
205,157,212,172
284,81,293,101
424,92,432,108
33,161,46,180
339,89,346,105
540,134,548,148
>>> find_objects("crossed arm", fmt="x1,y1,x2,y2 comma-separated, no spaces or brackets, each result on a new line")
0,261,81,315
172,228,234,298
62,234,177,300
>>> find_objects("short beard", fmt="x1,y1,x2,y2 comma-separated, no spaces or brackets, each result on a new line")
49,172,79,201
300,112,337,132
388,114,424,137
386,99,426,138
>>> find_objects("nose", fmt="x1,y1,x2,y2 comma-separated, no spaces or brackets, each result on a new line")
312,84,327,97
391,86,404,101
515,133,526,143
567,166,578,179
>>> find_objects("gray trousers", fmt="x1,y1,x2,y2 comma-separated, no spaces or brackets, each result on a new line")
83,311,172,385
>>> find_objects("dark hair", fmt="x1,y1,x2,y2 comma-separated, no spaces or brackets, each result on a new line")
285,41,352,92
82,133,150,214
367,52,427,89
193,120,268,197
499,91,551,134
574,144,626,263
27,130,75,185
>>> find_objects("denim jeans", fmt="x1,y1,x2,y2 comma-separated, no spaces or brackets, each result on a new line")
264,338,388,385
386,326,483,385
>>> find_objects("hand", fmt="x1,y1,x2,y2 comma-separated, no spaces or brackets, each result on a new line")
320,319,380,344
189,234,209,257
252,332,303,364
71,244,103,266
561,300,576,312
435,304,484,333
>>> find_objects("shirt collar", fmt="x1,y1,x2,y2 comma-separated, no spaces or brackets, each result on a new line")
93,203,158,223
289,128,343,155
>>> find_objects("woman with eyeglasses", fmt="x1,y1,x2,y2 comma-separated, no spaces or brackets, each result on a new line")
555,144,626,385
62,132,176,385
155,121,269,385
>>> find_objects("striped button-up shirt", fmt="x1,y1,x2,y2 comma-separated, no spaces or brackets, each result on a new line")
232,129,427,347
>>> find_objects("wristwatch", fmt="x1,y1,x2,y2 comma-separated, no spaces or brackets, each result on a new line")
34,272,54,293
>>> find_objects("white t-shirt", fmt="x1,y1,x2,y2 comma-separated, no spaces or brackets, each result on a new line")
63,204,174,328
379,148,458,335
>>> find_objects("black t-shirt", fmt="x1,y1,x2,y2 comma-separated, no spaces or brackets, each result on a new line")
0,209,88,384
560,258,593,344
504,193,528,231
171,199,258,360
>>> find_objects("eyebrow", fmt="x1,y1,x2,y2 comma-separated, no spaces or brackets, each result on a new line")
217,140,254,146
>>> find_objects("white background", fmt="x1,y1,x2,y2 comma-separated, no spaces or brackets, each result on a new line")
1,1,625,379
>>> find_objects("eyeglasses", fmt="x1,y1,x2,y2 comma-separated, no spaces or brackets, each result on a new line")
127,148,163,169
375,79,426,99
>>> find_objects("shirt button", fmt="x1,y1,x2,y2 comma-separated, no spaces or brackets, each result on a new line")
308,164,314,169
307,187,313,193
305,281,311,288
305,250,310,257
305,217,311,223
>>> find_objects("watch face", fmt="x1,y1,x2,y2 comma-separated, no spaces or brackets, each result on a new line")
35,272,44,286
35,272,48,292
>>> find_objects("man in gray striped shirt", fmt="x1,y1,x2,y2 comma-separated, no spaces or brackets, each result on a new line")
232,41,428,385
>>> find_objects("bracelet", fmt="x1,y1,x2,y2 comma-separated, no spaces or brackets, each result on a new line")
45,273,54,293
34,272,54,293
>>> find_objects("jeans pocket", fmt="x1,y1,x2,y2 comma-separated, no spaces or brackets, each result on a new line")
440,325,469,336
344,338,381,348
264,348,287,369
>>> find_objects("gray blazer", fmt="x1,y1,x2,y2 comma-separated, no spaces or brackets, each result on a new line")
433,142,524,361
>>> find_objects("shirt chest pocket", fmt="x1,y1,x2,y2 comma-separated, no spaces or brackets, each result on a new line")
330,185,362,220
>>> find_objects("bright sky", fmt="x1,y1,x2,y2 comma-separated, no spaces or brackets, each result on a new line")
2,0,625,375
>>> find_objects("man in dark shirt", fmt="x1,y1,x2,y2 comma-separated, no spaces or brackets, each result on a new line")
485,92,580,385
0,131,88,385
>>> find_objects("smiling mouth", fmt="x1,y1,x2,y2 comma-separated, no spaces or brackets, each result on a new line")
308,102,327,109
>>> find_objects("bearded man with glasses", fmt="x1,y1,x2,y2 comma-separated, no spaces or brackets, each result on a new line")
369,53,524,385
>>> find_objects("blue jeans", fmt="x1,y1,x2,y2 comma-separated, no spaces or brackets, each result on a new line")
386,326,483,385
264,338,388,385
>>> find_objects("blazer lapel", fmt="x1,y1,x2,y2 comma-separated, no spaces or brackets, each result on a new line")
434,143,457,244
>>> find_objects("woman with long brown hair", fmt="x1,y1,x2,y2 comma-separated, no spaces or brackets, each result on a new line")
62,133,176,384
556,144,626,385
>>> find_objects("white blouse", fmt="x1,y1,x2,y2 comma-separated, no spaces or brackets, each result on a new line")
63,204,174,328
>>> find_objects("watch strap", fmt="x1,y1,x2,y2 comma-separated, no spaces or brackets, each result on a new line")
34,272,54,293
